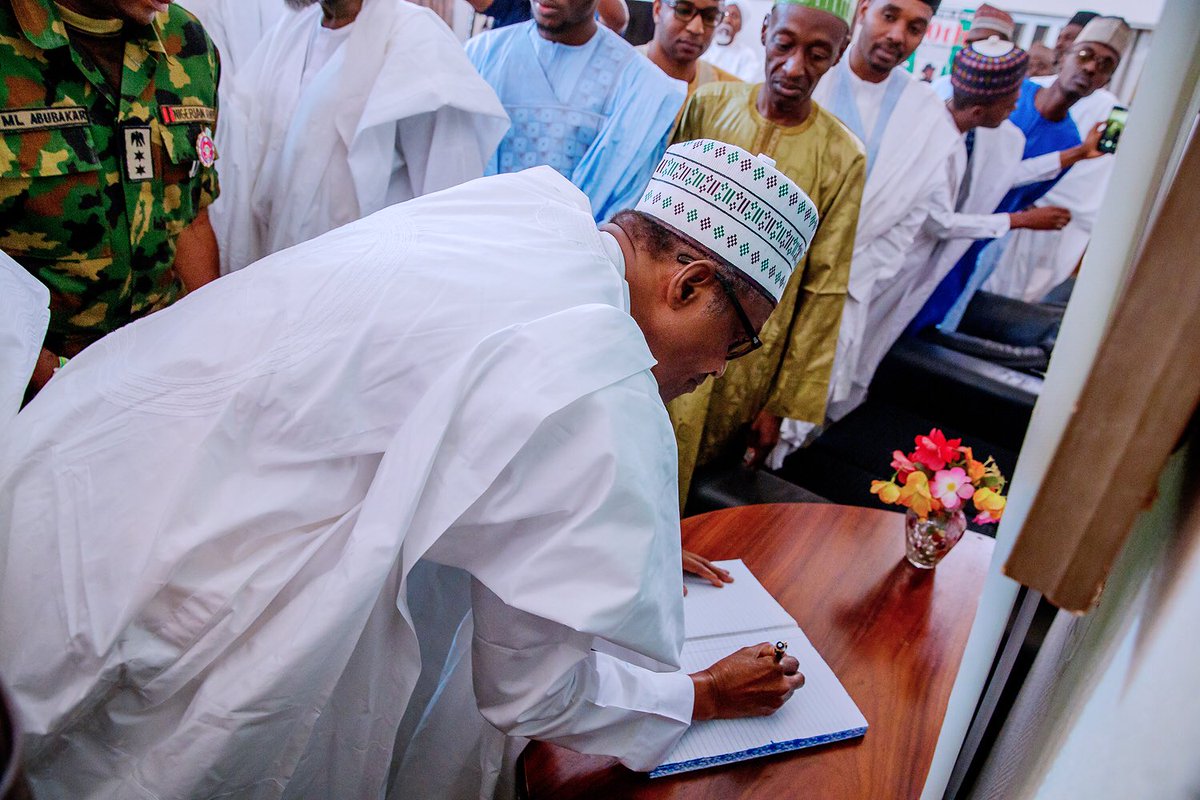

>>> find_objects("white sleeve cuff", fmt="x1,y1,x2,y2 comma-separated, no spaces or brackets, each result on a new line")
592,655,695,725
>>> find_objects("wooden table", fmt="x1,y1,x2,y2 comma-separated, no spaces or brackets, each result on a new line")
520,503,994,800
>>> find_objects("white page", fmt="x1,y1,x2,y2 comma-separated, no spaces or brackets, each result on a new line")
655,626,868,776
652,625,869,777
683,559,797,639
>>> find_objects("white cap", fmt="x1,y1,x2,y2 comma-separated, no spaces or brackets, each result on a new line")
1076,16,1133,60
635,139,819,304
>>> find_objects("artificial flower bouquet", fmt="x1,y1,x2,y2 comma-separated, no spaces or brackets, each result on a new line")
870,428,1008,524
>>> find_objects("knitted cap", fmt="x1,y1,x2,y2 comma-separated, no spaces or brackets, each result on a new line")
1067,10,1099,28
772,0,854,26
637,140,819,305
971,4,1014,39
1076,15,1133,59
951,37,1029,103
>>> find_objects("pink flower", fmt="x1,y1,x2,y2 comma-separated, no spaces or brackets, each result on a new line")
931,467,975,510
974,511,1001,525
912,429,961,471
890,450,918,478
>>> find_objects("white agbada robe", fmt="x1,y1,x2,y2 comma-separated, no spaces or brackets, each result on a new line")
0,249,49,422
212,0,509,273
0,168,694,800
811,60,960,420
983,82,1119,301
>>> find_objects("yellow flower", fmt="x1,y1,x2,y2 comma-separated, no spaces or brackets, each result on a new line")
871,480,901,504
973,487,1007,522
899,471,934,518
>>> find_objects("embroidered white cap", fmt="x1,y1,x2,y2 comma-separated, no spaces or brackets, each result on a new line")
1075,16,1133,60
635,139,818,305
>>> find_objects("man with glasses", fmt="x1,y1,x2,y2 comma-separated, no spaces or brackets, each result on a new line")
0,141,816,800
858,39,1099,408
916,16,1130,325
704,1,762,81
664,0,865,504
638,0,740,107
981,14,1128,304
467,0,685,222
1053,9,1099,68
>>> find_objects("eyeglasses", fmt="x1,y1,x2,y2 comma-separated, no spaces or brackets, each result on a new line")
1075,46,1118,74
679,254,763,359
714,272,762,358
662,0,726,28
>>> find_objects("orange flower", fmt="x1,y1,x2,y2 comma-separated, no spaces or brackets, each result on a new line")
899,471,934,518
871,480,901,504
966,459,986,483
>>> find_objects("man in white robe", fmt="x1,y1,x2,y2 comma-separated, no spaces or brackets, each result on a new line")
919,16,1128,323
982,74,1120,302
701,1,761,81
0,141,813,800
849,40,1097,412
796,0,959,432
212,0,509,272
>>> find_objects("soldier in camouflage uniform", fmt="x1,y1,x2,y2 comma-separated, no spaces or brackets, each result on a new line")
0,0,220,394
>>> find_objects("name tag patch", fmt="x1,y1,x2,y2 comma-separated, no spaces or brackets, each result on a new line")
123,125,153,182
160,105,216,125
0,106,90,132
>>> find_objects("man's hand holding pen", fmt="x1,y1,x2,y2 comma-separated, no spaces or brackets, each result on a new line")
690,642,804,721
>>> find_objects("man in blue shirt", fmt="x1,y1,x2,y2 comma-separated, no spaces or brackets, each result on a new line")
913,15,1130,331
467,0,685,221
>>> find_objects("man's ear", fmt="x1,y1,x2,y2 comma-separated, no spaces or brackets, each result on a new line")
652,0,663,21
854,0,869,25
666,260,717,310
761,12,769,46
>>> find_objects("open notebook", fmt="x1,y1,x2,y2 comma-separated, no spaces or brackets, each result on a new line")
652,559,868,778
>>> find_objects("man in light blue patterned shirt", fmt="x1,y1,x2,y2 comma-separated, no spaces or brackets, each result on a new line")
467,0,686,222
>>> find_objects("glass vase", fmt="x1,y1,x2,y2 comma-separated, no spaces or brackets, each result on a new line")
904,508,967,569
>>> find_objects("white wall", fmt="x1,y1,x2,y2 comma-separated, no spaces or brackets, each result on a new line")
970,438,1200,799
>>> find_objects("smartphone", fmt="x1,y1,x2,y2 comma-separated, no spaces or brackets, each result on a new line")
1098,105,1128,155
